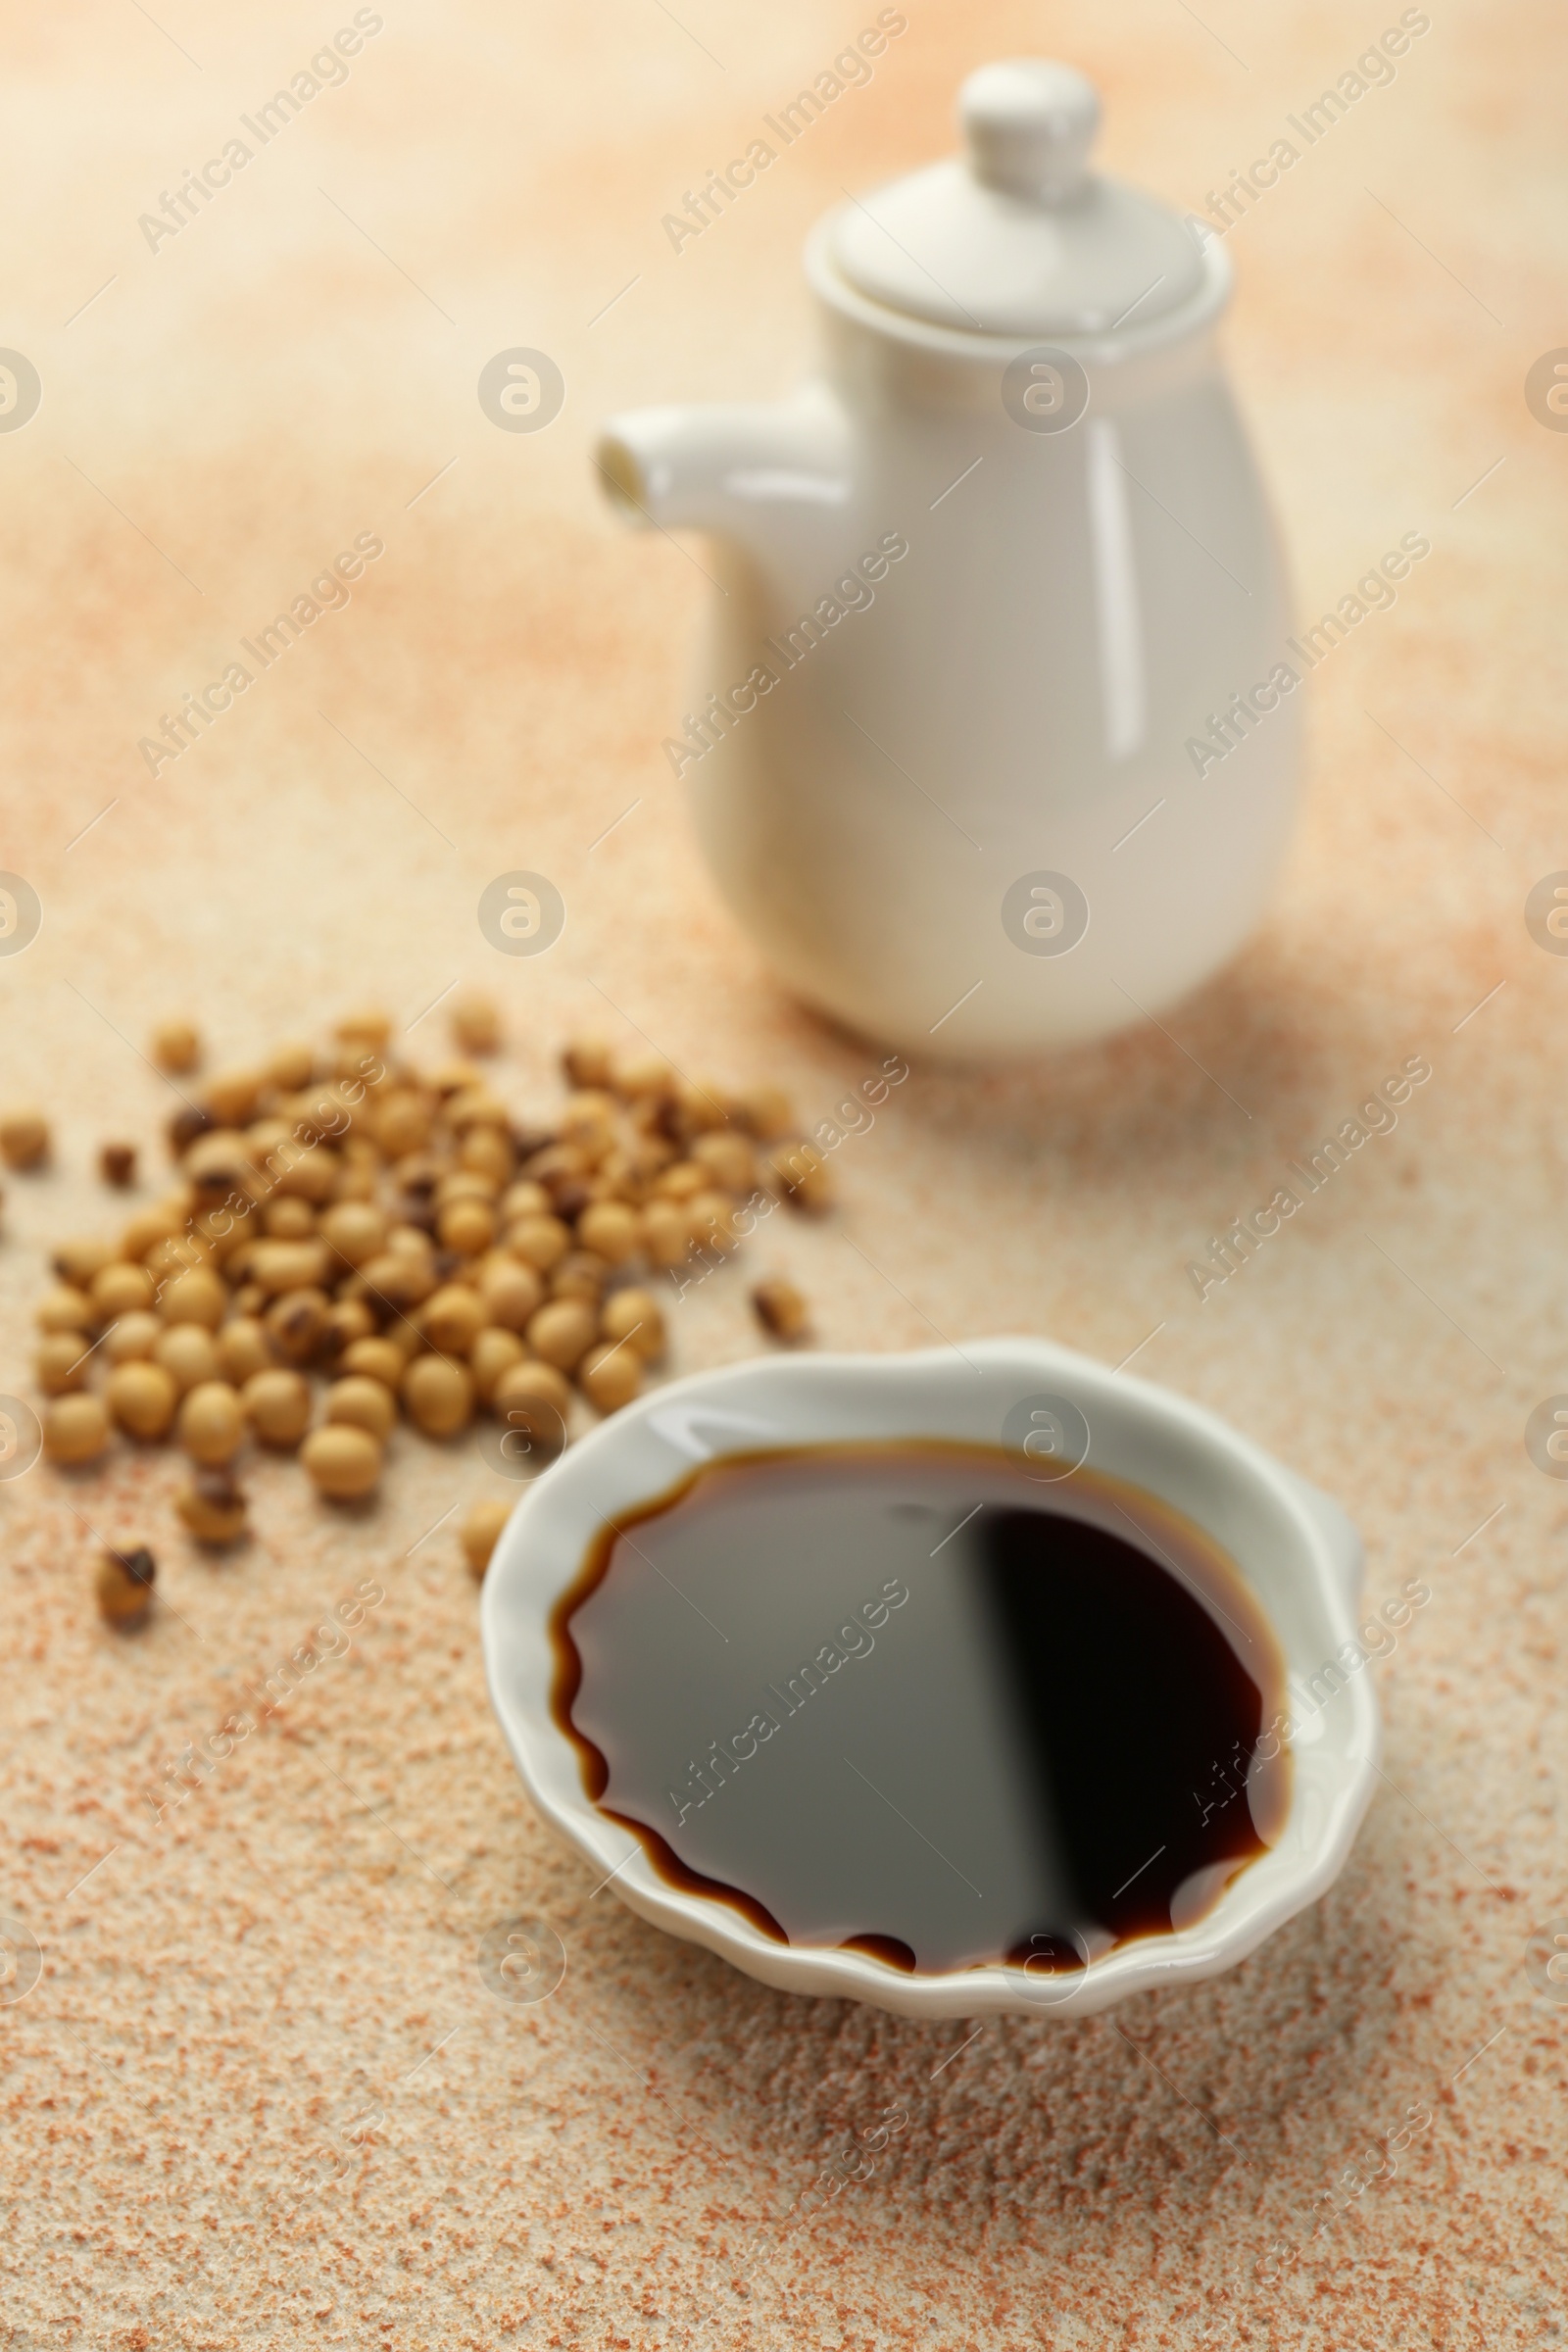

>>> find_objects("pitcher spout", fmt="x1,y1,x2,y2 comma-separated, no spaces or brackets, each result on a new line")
594,392,852,563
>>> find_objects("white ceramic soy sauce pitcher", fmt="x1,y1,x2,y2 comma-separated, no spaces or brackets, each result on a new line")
597,60,1299,1060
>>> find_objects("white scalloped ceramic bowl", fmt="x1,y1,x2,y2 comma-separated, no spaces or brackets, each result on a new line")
480,1340,1380,2020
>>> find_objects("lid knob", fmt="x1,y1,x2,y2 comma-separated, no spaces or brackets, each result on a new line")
959,60,1100,205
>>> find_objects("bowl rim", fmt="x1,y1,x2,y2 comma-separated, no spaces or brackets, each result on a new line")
480,1338,1381,2020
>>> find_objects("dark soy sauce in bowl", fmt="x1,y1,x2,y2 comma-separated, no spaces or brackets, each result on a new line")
551,1444,1292,1977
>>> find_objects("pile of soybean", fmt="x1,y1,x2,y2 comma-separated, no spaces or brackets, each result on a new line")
14,998,817,1605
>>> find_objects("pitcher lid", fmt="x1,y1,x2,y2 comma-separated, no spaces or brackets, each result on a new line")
824,61,1207,341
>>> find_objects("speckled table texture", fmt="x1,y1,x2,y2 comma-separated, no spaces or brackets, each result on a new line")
0,0,1564,2345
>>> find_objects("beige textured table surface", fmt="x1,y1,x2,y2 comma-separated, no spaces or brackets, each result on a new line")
1,1,1565,2344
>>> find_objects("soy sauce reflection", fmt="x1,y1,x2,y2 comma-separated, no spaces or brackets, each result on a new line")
554,1445,1291,1976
